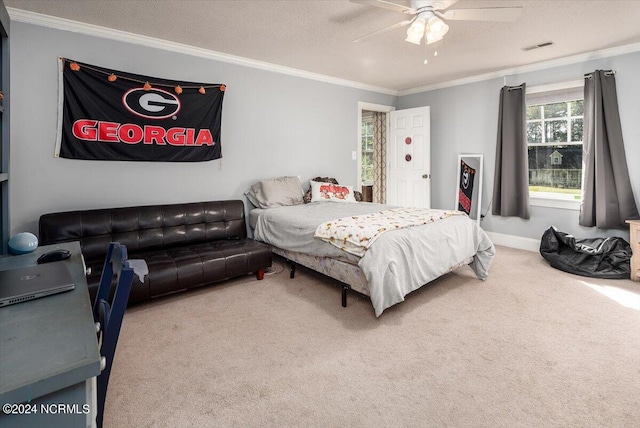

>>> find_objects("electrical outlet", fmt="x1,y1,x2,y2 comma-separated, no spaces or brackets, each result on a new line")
352,151,357,160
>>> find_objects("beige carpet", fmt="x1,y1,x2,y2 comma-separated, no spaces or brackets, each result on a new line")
105,246,640,427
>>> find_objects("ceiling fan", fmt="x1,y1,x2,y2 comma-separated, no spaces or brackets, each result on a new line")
351,0,522,45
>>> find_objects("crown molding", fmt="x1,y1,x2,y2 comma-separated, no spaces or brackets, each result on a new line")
399,41,640,96
9,7,640,99
7,7,399,96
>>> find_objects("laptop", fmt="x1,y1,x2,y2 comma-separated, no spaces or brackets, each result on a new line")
0,261,75,308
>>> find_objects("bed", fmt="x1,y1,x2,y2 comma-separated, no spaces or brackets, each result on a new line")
248,177,495,316
247,178,495,316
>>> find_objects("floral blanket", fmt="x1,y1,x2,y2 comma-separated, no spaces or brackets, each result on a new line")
314,208,465,257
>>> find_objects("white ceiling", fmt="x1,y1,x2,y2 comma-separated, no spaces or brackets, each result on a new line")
6,0,640,92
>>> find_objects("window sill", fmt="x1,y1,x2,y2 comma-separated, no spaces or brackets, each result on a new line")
530,193,581,210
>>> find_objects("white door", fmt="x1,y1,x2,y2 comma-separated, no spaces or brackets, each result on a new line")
387,106,431,208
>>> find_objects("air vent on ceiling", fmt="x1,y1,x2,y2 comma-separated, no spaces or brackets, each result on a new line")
522,41,554,51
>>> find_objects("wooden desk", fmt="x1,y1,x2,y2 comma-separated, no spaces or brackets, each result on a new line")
0,241,100,427
627,220,640,282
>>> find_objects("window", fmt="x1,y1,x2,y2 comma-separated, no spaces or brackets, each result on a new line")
361,113,374,185
526,82,584,207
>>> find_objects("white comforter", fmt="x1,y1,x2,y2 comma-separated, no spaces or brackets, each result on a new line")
254,202,495,316
314,207,466,257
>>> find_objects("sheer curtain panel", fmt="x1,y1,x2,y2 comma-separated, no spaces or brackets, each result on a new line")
580,70,639,229
372,112,387,204
492,84,530,219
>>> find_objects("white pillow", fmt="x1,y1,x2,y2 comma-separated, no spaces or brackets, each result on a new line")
244,176,304,209
310,181,357,203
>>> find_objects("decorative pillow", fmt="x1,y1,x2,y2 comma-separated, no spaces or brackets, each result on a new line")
310,181,357,203
303,177,363,203
303,177,339,203
244,176,304,209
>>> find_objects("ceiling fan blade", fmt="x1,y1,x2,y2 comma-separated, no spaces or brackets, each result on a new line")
350,0,416,15
442,7,523,21
352,19,414,43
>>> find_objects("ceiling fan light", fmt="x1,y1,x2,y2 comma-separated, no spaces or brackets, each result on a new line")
425,18,449,44
426,32,443,45
405,18,426,45
405,32,423,45
428,17,444,34
427,17,449,39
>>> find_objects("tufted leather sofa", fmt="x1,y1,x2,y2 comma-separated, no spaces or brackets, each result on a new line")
39,200,272,304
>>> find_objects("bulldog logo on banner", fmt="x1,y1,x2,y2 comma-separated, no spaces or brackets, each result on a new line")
57,58,225,162
457,160,476,215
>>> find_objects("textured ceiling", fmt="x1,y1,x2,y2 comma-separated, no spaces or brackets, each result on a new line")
6,0,640,92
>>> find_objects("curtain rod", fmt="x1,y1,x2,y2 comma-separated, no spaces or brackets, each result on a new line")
585,70,616,79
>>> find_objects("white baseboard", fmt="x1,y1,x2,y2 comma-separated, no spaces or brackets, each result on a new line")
486,231,540,253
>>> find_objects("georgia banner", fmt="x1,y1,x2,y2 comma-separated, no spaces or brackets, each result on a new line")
457,160,476,215
56,58,225,162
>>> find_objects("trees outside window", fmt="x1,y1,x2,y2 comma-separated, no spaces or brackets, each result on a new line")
361,116,374,185
526,96,583,201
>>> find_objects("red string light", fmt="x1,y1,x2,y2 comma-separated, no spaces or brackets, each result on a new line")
62,59,225,94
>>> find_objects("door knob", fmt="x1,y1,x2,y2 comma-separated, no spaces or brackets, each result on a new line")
422,174,430,179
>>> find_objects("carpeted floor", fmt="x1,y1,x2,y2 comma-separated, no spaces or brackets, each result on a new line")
105,246,640,427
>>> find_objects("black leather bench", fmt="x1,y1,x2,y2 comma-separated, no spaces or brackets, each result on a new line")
39,200,272,304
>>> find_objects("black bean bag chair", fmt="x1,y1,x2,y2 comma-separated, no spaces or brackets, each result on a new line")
540,226,631,279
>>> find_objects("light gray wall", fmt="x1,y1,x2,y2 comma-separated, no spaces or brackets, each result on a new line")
8,21,396,236
399,52,640,242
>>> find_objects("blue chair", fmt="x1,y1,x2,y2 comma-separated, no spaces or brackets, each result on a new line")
93,242,135,428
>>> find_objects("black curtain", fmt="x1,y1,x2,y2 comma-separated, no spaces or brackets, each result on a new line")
492,84,530,219
580,70,639,228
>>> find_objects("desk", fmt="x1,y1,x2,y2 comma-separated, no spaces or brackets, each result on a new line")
0,241,100,427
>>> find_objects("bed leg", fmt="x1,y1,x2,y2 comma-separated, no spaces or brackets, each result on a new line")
342,284,350,307
256,269,265,280
289,261,296,279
